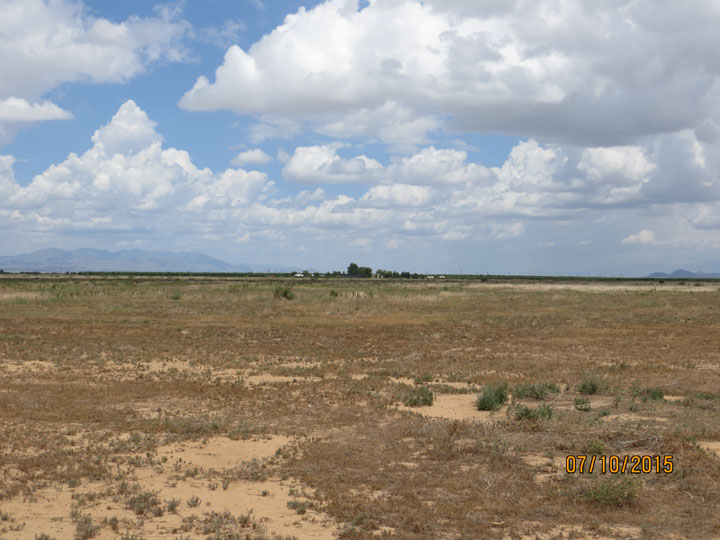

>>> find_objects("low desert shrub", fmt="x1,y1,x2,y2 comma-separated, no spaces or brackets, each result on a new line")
576,374,602,395
513,382,560,400
580,476,640,507
74,514,100,540
476,382,509,411
514,403,553,421
274,285,295,300
640,387,664,402
574,397,591,411
403,386,434,407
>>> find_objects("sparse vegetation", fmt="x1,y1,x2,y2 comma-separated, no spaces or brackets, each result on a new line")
640,387,665,402
574,397,591,411
513,403,553,421
577,373,602,395
166,497,181,513
1,276,719,539
513,382,559,399
287,500,308,515
73,513,100,540
580,476,641,507
476,382,509,411
274,285,295,300
402,386,434,406
127,490,162,516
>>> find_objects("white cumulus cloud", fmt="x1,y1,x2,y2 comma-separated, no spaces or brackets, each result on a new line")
621,230,658,245
179,0,720,147
231,149,272,166
0,0,190,142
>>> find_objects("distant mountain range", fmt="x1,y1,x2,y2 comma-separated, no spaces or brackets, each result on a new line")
0,248,251,273
647,269,720,279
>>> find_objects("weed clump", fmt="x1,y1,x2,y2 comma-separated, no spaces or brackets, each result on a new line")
476,382,509,411
513,382,560,399
514,403,553,421
287,500,308,514
640,387,664,402
127,491,162,516
580,476,640,507
582,438,607,455
274,285,295,300
165,498,181,513
576,374,602,395
574,397,591,411
403,386,434,407
73,513,100,540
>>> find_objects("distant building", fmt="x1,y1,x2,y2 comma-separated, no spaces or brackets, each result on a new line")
294,273,304,277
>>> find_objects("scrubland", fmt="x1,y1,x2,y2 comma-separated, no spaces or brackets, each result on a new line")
1,276,719,539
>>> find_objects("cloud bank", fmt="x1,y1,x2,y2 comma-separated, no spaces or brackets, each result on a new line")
0,0,189,142
180,0,720,147
2,101,720,271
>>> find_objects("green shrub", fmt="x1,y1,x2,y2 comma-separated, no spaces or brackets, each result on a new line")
476,383,509,411
574,397,591,411
74,514,100,540
576,374,601,395
274,285,295,300
403,386,434,407
640,387,664,402
187,495,201,508
287,500,308,515
580,476,640,507
513,382,560,399
127,491,161,516
514,403,553,421
581,438,607,455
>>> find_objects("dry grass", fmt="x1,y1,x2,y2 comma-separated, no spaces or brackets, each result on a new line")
1,276,720,539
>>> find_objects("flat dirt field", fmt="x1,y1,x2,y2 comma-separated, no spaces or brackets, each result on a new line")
1,276,720,540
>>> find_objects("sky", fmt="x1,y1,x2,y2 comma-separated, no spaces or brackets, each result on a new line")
1,0,720,275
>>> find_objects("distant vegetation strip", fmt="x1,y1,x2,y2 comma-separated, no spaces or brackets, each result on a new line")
2,270,719,282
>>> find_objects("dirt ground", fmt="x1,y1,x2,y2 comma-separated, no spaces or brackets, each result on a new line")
1,276,720,539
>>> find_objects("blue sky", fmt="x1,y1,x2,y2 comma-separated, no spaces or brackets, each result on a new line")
1,0,720,275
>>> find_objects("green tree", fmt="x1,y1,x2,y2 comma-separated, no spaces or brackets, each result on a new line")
348,262,360,275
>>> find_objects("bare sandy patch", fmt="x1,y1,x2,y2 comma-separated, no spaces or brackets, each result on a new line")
0,360,56,374
520,454,567,483
245,373,321,384
389,376,416,385
1,436,338,540
502,522,643,540
398,394,508,423
0,291,44,301
698,441,720,456
473,281,713,293
150,435,292,471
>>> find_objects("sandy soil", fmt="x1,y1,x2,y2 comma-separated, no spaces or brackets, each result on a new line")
1,436,339,540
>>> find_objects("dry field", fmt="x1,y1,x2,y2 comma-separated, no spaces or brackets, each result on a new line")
1,276,720,540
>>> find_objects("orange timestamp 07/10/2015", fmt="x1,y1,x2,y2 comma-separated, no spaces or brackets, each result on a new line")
565,454,673,475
